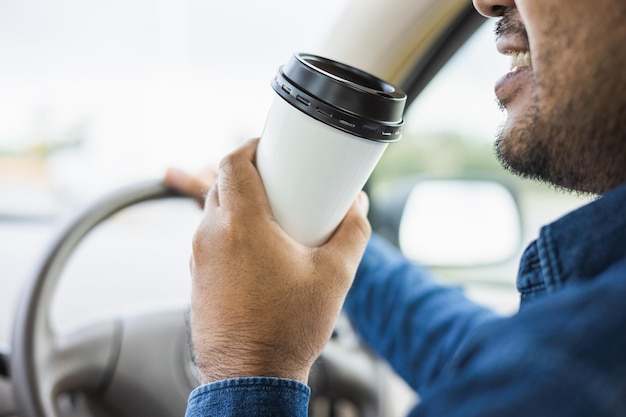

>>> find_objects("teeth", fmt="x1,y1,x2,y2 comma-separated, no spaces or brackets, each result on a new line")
509,51,532,71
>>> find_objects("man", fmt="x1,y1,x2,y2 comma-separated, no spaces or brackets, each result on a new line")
167,0,626,415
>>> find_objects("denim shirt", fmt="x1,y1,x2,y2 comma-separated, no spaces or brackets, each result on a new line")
185,183,626,417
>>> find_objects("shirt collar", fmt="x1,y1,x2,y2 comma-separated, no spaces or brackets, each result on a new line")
517,183,626,300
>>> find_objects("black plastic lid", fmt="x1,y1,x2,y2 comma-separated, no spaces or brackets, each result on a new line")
272,53,406,142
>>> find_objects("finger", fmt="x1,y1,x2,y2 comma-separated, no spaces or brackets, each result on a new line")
204,181,220,210
164,167,210,201
319,192,372,277
217,138,270,214
197,165,219,185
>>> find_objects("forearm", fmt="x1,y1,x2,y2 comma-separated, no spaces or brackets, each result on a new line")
343,234,500,392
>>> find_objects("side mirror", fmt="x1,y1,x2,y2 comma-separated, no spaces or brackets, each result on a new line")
395,179,522,267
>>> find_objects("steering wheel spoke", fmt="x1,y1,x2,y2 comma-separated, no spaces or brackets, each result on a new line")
43,320,121,400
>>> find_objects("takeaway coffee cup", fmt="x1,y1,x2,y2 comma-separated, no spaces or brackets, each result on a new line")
256,53,406,246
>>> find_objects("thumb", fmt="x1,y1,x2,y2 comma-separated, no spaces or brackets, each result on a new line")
320,192,372,272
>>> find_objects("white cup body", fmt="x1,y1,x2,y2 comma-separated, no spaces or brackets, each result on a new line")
257,95,388,246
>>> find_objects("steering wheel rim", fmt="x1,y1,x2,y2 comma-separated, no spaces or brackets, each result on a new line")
11,180,389,417
11,180,183,417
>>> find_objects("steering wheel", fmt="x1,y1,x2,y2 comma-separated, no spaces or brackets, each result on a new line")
11,180,388,417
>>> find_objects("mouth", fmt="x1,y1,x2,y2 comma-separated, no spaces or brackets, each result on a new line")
494,49,533,106
493,11,532,106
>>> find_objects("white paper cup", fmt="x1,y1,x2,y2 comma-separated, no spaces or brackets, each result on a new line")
257,53,406,246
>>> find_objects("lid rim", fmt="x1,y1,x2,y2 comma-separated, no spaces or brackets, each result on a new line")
295,53,406,99
279,53,407,125
272,73,403,143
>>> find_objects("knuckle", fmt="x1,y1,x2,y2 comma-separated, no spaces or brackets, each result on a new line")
218,158,250,201
191,222,211,256
194,213,246,253
219,152,236,172
310,249,347,286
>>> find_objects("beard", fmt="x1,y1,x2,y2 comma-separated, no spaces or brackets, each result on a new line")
495,89,626,195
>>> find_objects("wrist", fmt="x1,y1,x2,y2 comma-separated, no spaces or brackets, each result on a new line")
192,339,312,385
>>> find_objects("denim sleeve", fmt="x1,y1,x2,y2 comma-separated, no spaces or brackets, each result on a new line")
185,377,310,417
410,260,626,416
343,234,500,393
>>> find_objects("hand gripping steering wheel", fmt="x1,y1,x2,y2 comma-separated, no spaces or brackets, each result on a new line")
11,180,388,417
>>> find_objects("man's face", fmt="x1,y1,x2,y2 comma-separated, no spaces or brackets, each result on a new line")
474,0,626,194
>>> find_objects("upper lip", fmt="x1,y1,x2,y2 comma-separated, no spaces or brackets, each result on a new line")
496,39,530,55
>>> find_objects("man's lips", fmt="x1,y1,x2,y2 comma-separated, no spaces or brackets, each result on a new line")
494,42,532,104
495,66,531,101
496,37,532,69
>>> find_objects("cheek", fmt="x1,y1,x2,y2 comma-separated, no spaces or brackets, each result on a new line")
514,3,584,112
518,0,607,55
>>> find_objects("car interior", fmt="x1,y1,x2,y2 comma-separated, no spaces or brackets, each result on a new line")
0,0,592,416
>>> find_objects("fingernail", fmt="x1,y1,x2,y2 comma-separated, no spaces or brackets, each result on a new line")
357,192,369,216
166,167,184,181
